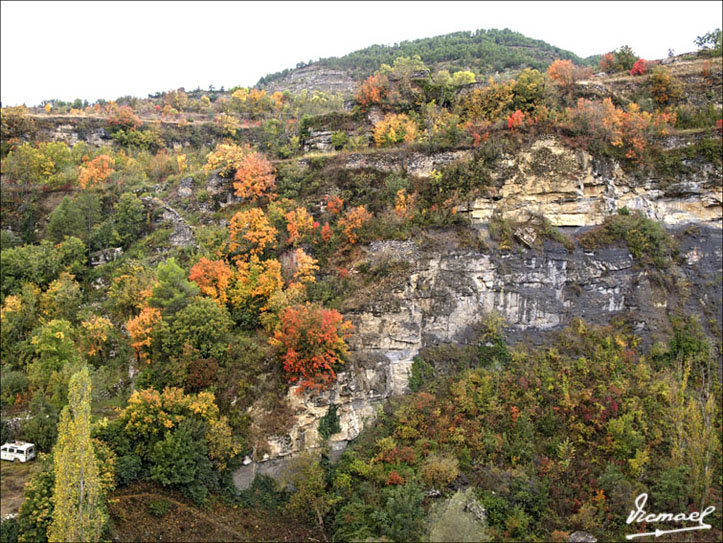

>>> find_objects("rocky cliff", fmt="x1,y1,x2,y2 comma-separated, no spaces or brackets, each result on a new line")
232,135,722,489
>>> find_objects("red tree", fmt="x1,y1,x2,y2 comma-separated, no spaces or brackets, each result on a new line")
271,303,353,392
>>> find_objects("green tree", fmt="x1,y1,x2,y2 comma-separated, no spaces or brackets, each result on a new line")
17,457,54,543
46,193,101,243
614,45,637,72
156,296,232,362
148,258,199,317
28,319,80,408
48,366,105,543
114,193,146,246
285,453,339,540
371,483,425,542
694,28,722,55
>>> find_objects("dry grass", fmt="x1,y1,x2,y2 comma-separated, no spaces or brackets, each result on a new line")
0,459,40,517
107,482,321,542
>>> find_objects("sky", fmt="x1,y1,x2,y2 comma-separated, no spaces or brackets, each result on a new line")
1,1,721,107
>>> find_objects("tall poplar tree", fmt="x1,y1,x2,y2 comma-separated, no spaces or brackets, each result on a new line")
48,366,105,542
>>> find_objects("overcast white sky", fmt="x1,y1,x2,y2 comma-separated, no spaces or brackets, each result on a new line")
1,1,721,106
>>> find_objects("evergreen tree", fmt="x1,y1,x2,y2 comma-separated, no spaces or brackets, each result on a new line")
48,366,105,543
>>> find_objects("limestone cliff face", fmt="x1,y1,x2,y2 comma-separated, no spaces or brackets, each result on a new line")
459,137,722,228
234,226,722,488
261,66,358,95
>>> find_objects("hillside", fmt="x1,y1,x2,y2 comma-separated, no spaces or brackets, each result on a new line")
1,31,722,543
258,27,596,93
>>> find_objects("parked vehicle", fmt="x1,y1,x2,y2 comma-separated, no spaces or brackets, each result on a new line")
1,441,36,462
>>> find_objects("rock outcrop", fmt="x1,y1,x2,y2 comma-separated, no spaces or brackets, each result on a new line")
459,137,722,228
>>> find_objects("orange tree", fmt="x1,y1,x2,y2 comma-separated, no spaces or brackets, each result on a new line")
271,303,353,392
355,74,388,110
233,151,276,202
188,258,233,305
78,155,114,189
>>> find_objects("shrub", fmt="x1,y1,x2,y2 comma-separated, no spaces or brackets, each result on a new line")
648,66,683,107
420,454,459,488
579,210,674,268
318,404,342,439
147,498,172,518
629,58,647,76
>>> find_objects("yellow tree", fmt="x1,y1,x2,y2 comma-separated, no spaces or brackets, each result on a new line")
228,208,278,260
48,366,105,542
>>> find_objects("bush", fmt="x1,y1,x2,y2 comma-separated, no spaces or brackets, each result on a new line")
114,454,143,487
373,113,417,147
318,404,341,439
147,498,172,518
579,210,674,268
420,454,459,488
0,517,19,543
0,371,28,406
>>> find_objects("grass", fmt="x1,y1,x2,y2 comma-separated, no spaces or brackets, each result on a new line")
0,458,40,517
107,481,320,542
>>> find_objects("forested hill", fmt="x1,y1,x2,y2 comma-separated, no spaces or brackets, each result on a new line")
257,27,596,87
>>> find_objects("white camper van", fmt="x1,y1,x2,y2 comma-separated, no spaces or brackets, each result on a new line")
1,441,36,462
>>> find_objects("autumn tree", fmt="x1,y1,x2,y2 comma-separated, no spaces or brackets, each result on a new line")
48,366,105,543
203,142,250,177
108,263,157,320
271,303,353,391
228,208,278,260
119,387,239,469
337,205,372,244
547,59,576,88
290,248,319,285
373,113,418,147
458,79,515,123
107,105,141,130
233,151,276,202
80,315,113,360
229,256,283,326
78,155,114,189
355,74,388,110
126,306,161,364
188,257,233,305
285,207,315,245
